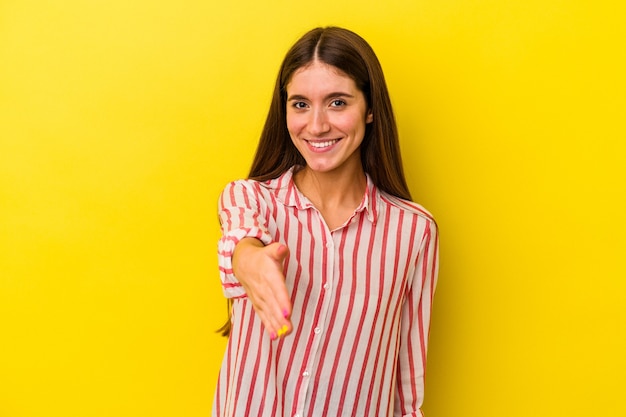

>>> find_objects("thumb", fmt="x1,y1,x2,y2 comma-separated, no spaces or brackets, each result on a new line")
269,242,289,262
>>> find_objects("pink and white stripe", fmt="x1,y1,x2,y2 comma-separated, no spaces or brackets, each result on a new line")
214,167,439,417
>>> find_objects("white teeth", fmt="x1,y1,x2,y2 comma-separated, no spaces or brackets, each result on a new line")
309,140,338,148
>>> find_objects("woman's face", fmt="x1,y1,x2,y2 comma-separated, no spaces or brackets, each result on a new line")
285,61,372,175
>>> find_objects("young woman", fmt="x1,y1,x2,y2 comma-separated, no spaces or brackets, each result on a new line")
214,26,439,417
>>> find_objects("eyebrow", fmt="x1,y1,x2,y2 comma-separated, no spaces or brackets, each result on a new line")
287,92,355,101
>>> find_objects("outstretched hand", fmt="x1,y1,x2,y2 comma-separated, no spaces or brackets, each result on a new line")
232,238,292,339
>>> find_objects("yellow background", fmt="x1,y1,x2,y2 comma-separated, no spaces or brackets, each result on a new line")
1,1,624,416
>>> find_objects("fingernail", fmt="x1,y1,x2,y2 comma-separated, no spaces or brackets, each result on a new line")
270,332,276,340
277,325,288,337
283,309,289,318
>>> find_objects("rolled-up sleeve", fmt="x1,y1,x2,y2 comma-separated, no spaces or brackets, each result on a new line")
217,180,274,299
395,219,439,416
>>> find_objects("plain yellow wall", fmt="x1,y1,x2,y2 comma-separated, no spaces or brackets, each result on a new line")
1,1,624,416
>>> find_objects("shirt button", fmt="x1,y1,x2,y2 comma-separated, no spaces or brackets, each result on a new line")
294,415,300,417
302,371,310,378
323,283,330,290
326,241,333,249
314,327,321,334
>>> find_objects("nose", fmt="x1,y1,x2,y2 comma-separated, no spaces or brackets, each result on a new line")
308,108,330,136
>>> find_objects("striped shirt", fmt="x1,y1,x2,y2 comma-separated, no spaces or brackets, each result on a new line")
214,167,439,417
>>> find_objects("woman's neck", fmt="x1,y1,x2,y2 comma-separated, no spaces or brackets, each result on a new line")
293,165,367,229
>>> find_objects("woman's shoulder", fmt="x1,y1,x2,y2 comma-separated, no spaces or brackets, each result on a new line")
220,178,271,199
377,190,437,225
220,170,294,201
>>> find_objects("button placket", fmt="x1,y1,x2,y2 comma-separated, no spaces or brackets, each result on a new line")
292,228,333,416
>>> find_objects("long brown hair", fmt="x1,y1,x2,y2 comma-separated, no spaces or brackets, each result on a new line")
219,27,411,337
250,26,411,200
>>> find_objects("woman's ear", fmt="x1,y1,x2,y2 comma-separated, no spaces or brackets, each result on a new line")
366,110,373,124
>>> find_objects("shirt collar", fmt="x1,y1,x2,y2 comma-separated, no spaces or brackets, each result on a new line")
271,166,378,224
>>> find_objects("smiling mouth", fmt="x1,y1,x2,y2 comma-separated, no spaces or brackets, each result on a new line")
307,139,340,149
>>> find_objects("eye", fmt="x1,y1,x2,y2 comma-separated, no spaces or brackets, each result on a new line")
292,101,308,109
330,99,346,107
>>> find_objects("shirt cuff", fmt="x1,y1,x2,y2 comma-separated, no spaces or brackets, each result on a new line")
217,227,273,298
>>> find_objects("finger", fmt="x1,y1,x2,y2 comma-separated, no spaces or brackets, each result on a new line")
266,243,293,319
258,277,291,339
258,288,291,339
272,243,289,262
248,278,290,339
249,292,283,340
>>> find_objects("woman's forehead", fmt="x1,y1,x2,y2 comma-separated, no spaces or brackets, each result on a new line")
287,61,358,95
